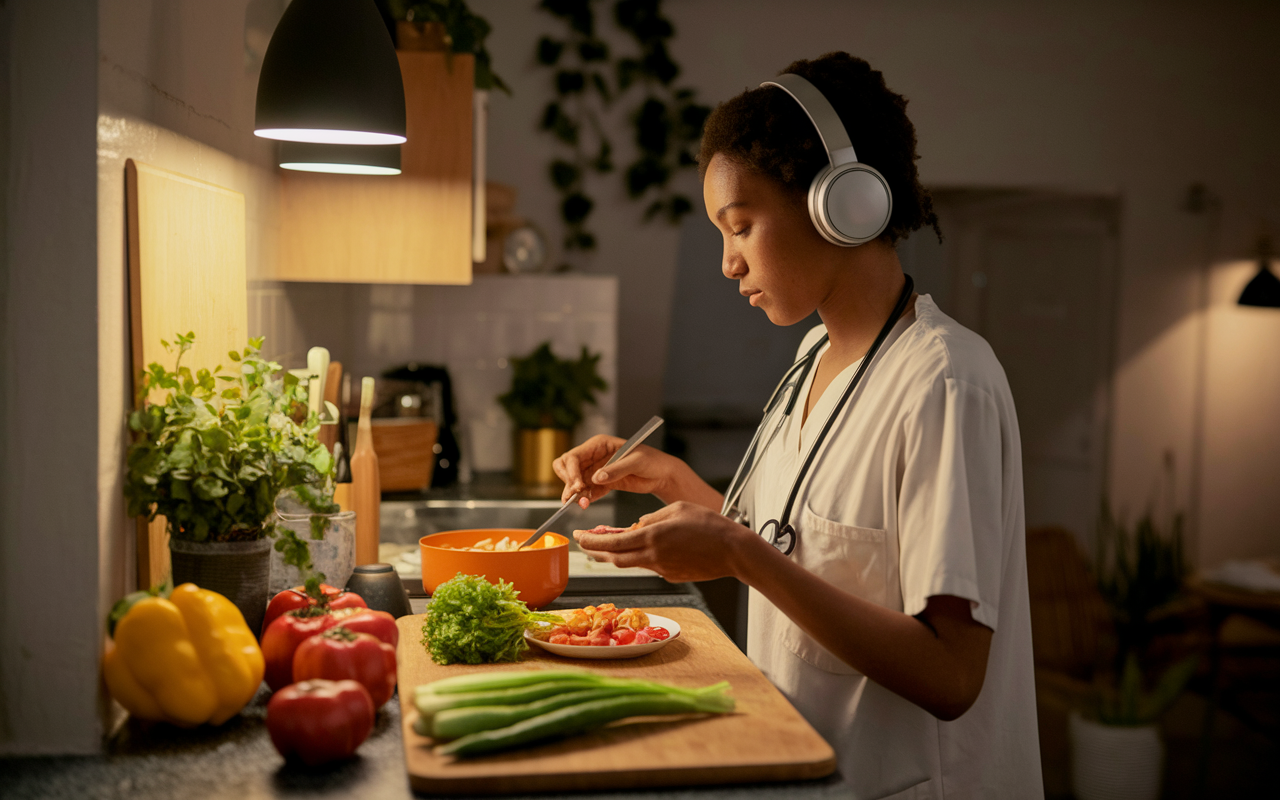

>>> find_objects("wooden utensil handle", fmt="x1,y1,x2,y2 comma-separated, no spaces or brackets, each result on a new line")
353,377,381,565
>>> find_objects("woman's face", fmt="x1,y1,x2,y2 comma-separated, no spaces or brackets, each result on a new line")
703,153,836,326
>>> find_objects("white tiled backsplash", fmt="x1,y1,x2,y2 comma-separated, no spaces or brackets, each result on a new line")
249,274,618,475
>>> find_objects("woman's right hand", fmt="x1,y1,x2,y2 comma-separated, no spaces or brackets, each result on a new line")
553,435,681,507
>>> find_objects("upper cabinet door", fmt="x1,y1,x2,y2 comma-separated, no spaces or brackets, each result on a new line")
273,52,474,284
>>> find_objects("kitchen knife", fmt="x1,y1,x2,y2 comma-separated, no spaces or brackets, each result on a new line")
519,415,665,550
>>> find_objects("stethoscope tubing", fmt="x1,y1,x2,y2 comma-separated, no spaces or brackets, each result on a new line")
720,336,826,519
722,274,915,555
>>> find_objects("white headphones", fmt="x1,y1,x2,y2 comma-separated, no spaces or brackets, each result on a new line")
760,74,893,246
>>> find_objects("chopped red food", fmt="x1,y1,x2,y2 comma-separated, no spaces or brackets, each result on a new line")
531,603,671,647
641,626,671,641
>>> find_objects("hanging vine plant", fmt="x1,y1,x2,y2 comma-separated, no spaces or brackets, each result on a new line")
536,0,615,257
613,0,710,223
536,0,710,264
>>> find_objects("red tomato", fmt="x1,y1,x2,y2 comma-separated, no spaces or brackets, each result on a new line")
262,584,366,637
330,608,399,649
641,626,670,641
262,609,341,691
266,679,374,766
292,626,398,707
613,628,636,645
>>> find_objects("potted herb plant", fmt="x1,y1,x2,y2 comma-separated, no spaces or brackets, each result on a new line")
124,333,334,633
498,342,606,486
1069,506,1199,800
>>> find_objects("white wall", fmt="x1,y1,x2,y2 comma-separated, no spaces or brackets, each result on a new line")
474,0,1280,565
1,0,102,754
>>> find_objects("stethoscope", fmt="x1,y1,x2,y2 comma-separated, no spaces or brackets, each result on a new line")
720,274,914,556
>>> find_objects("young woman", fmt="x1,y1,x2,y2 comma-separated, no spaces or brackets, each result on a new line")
554,52,1043,799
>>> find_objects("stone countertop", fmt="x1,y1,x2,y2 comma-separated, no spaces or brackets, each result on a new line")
2,591,848,800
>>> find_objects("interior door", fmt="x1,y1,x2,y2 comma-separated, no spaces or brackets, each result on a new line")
934,191,1120,543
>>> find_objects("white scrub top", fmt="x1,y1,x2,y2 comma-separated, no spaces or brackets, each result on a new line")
743,294,1043,800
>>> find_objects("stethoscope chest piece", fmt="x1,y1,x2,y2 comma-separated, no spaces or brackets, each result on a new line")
758,518,797,556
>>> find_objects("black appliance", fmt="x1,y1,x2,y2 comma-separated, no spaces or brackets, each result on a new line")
382,363,461,488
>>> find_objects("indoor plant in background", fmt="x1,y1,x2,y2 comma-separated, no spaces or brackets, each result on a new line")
124,333,335,633
498,342,606,486
384,0,508,93
1068,504,1199,800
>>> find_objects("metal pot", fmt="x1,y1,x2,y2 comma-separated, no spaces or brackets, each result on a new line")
514,428,570,486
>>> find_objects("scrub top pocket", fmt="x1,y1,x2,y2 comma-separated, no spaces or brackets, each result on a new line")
777,506,890,674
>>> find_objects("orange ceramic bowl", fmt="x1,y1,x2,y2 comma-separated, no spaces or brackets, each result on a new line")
419,529,570,609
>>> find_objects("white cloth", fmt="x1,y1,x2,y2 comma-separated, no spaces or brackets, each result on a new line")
744,295,1043,799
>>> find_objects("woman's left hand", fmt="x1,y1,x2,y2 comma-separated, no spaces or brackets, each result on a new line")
573,502,764,583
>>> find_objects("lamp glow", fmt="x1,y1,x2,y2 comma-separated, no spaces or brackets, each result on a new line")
255,129,407,145
276,141,401,176
280,163,401,175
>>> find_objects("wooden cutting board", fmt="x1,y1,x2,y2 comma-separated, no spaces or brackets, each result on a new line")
125,159,248,589
395,607,836,795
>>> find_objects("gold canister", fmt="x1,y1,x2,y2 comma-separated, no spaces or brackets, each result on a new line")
515,428,571,486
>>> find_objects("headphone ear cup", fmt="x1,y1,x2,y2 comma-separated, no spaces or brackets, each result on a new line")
808,163,893,246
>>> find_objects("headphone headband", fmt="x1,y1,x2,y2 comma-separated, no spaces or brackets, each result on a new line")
761,74,858,166
758,71,892,246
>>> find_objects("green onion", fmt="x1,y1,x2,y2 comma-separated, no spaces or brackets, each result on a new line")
415,679,606,720
417,669,596,696
433,685,703,739
437,692,736,757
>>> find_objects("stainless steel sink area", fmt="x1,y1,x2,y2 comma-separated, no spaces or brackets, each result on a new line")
378,476,679,596
379,497,619,545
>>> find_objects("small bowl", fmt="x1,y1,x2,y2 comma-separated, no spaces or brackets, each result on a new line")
420,528,570,609
346,563,413,619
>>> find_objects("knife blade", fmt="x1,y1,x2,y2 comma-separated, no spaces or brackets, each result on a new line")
519,415,665,549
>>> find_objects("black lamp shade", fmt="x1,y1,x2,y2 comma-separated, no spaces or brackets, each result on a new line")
255,0,406,145
279,141,401,175
1238,264,1280,308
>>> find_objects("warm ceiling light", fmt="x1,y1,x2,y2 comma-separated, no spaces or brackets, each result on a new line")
1238,234,1280,309
277,142,401,175
254,0,406,148
280,163,402,175
256,129,406,146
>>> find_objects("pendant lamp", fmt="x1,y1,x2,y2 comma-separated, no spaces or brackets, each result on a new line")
279,142,401,175
255,0,406,147
1238,234,1280,308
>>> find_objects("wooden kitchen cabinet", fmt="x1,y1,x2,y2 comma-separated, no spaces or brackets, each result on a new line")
272,52,474,284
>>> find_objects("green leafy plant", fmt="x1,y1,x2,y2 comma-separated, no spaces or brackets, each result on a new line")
498,342,607,430
612,0,709,223
387,0,509,93
536,0,709,265
421,573,563,664
536,0,615,257
1092,651,1199,726
124,333,337,588
1087,502,1198,725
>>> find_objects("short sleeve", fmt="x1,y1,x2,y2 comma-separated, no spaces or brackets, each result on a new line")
898,376,1005,630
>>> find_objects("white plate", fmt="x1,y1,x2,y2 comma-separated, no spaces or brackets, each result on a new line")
525,613,682,660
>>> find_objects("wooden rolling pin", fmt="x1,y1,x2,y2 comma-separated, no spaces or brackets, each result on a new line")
351,376,381,565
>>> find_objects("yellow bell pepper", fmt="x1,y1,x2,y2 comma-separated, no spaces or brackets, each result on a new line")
103,582,265,726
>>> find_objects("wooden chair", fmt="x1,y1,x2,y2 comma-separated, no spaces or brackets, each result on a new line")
1025,525,1114,797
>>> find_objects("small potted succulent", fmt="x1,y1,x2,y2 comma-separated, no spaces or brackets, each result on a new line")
498,342,606,486
124,332,334,632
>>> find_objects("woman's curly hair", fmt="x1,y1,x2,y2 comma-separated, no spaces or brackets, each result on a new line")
698,52,940,244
